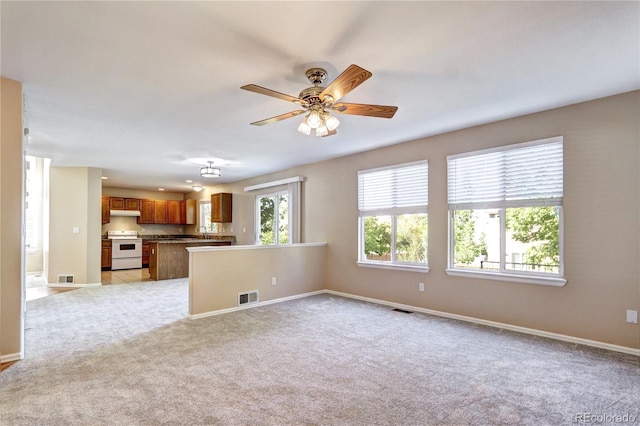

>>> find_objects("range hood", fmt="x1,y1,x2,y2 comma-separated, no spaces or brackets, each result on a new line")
110,210,141,217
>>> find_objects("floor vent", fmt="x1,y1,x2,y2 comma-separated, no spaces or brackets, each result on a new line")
392,308,413,314
238,290,259,306
57,274,75,284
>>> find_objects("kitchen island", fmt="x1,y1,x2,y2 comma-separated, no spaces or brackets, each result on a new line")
148,237,234,281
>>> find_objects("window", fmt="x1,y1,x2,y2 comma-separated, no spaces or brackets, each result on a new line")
447,136,564,285
357,161,428,271
199,201,218,233
245,176,302,246
256,191,289,245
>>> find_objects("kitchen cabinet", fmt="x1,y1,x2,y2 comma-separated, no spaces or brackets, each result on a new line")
109,197,140,211
125,198,140,211
154,200,168,223
181,199,197,225
142,240,150,267
211,193,232,223
167,200,182,224
101,240,112,270
138,199,155,224
149,240,232,280
110,197,125,210
101,196,110,224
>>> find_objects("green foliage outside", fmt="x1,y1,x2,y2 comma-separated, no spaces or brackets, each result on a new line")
363,214,427,263
506,206,559,267
364,216,391,257
259,196,275,245
396,214,428,263
259,194,289,245
277,194,289,244
453,210,486,265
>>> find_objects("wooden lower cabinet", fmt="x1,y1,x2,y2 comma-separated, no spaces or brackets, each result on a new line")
101,240,112,270
149,241,231,280
142,240,150,267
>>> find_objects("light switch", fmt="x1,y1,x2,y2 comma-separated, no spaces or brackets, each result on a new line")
73,227,80,234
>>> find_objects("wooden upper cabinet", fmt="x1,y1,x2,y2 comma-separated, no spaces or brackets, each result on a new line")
167,200,181,224
109,197,125,210
125,198,140,211
154,200,168,223
109,197,139,211
101,196,110,224
211,193,232,223
138,199,155,224
182,199,196,225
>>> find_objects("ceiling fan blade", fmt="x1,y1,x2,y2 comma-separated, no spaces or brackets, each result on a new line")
322,129,338,137
241,84,302,104
250,110,306,126
332,102,398,119
319,64,372,103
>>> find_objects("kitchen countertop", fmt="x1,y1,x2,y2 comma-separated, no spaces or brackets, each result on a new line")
103,234,235,243
148,238,233,244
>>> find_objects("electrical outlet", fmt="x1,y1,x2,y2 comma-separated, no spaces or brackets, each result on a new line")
627,310,638,324
419,282,425,292
271,277,277,286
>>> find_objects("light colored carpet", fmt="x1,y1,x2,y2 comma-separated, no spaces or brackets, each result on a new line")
1,279,638,425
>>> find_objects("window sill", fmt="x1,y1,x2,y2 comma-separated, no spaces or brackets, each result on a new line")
357,261,429,273
445,268,567,287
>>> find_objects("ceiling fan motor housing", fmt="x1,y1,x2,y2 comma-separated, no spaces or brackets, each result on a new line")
298,87,325,105
305,68,327,85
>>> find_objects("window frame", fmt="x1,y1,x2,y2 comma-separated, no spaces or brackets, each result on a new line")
357,160,429,273
245,176,302,246
446,136,566,287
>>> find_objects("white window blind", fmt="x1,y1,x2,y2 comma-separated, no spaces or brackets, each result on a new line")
358,161,428,216
448,137,563,209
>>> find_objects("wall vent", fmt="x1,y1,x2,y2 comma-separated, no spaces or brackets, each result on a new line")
238,290,259,306
57,274,75,284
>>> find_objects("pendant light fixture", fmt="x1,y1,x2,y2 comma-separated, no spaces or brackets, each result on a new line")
200,161,221,178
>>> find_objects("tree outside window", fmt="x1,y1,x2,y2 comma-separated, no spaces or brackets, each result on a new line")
257,191,289,245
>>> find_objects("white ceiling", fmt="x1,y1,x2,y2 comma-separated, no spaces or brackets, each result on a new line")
2,1,638,192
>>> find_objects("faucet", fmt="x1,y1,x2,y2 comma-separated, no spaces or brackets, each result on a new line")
199,226,209,239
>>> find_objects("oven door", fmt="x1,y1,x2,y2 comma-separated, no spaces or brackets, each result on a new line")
112,239,142,258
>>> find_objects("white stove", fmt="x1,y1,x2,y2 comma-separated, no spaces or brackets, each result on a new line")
107,230,142,270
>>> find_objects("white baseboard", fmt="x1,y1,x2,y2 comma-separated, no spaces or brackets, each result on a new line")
188,290,325,320
1,352,23,363
325,290,640,357
47,282,102,289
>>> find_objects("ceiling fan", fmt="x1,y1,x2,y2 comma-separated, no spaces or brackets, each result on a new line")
241,64,398,137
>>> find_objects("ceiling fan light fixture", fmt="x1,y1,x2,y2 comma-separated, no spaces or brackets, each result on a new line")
298,120,312,135
315,125,329,137
307,110,321,129
200,161,221,178
324,113,340,131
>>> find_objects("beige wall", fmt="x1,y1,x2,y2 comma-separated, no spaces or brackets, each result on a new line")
215,91,640,350
48,167,102,285
0,77,24,360
189,243,326,315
